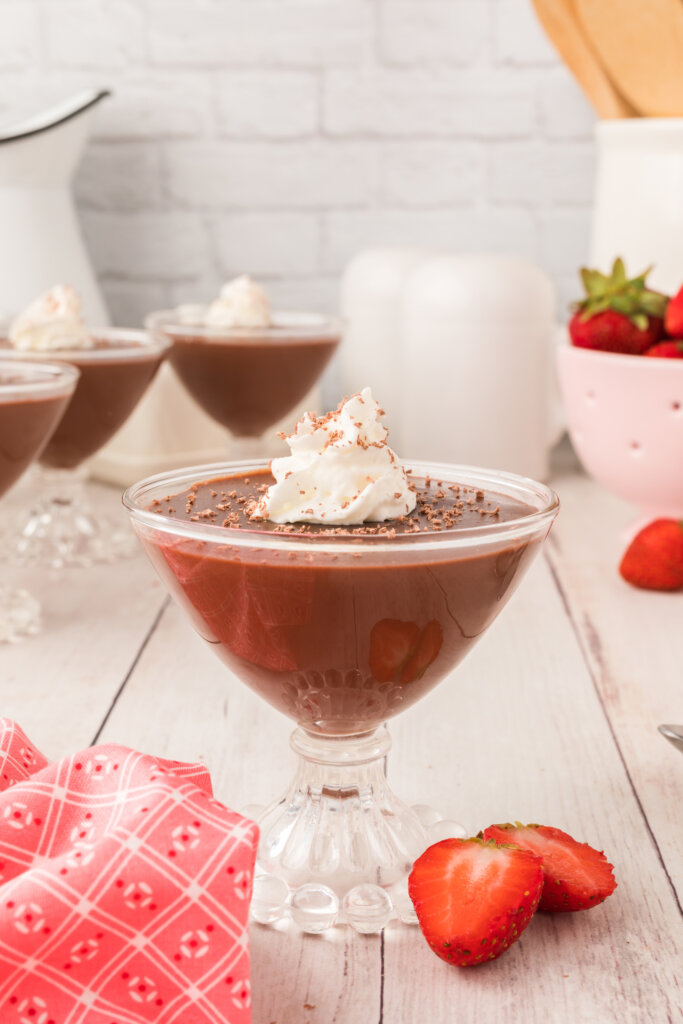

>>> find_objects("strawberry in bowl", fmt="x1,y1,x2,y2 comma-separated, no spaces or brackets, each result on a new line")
557,259,683,560
664,282,683,339
644,341,683,359
568,258,667,355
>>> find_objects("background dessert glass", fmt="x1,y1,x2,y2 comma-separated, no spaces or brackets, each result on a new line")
2,328,170,567
124,458,559,917
0,359,78,640
145,310,341,450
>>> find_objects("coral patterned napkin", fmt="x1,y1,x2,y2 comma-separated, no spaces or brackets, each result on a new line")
0,719,258,1024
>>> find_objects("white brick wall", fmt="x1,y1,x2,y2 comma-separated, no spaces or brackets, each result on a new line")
164,141,380,207
0,0,597,323
215,71,319,138
378,2,490,65
323,68,538,138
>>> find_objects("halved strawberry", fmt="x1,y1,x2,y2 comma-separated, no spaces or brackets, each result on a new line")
368,618,420,682
408,837,543,967
400,619,443,684
481,823,616,912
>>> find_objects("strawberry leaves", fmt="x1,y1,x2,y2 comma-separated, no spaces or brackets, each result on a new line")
574,257,667,328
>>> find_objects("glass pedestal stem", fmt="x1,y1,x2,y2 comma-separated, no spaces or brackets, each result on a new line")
0,585,41,643
13,465,137,568
255,726,429,899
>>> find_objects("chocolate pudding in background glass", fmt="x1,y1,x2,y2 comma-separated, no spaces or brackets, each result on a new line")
145,275,341,446
1,286,170,568
124,388,559,909
0,359,78,641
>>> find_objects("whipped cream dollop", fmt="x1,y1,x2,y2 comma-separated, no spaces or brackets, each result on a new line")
252,387,417,526
8,285,93,351
177,275,272,329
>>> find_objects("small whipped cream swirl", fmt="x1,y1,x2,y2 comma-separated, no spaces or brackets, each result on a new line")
9,285,93,351
177,275,272,329
252,388,416,526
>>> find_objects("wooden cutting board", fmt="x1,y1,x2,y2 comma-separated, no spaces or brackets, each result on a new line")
575,0,683,116
531,0,636,118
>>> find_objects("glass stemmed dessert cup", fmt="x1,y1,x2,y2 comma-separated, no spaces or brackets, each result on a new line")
3,329,170,568
0,359,78,640
145,310,341,449
124,458,559,925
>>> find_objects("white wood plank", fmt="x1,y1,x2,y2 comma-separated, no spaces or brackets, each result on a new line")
249,922,381,1024
91,600,293,808
0,481,166,759
95,601,383,1024
548,469,683,904
385,556,682,1024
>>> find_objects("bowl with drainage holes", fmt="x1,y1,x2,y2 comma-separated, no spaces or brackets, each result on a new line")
557,343,683,520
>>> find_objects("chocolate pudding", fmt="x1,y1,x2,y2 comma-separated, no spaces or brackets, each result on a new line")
0,366,76,497
148,313,340,437
0,333,168,470
138,469,543,735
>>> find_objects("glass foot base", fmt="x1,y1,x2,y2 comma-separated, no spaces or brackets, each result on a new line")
12,467,137,569
0,586,41,643
244,727,467,933
14,506,137,569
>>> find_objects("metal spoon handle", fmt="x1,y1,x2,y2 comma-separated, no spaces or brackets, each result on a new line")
659,724,683,753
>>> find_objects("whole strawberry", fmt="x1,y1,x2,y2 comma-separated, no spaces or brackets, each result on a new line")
569,258,667,355
644,340,683,359
619,519,683,591
408,837,543,967
481,823,617,912
664,283,683,338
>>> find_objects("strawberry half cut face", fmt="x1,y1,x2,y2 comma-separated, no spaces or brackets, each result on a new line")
481,823,617,912
408,837,544,967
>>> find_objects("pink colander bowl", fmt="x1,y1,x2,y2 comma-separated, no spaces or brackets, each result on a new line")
557,344,683,519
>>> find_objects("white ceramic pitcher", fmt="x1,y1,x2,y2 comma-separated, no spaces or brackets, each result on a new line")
0,90,110,324
591,119,683,293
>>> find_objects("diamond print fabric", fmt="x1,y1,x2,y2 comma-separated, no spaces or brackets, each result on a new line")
0,719,258,1024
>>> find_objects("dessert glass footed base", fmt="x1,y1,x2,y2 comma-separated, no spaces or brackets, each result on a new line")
245,726,466,933
0,585,41,643
13,466,137,569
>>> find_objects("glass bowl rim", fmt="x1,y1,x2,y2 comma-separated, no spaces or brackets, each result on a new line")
144,308,343,342
0,357,79,399
123,458,560,554
0,327,170,363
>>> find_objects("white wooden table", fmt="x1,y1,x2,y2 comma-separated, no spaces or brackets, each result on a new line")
2,459,682,1024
